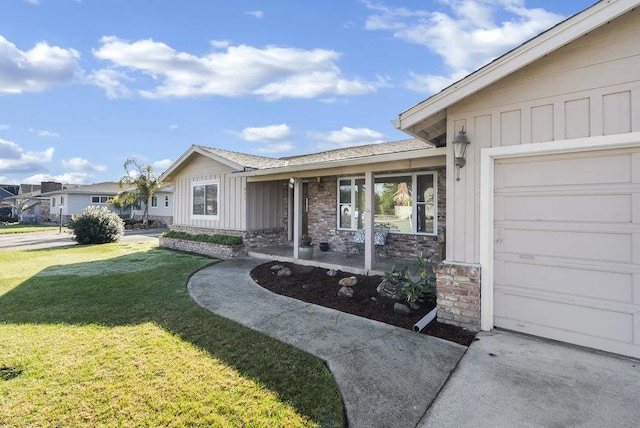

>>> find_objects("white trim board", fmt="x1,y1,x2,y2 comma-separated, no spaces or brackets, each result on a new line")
479,131,640,331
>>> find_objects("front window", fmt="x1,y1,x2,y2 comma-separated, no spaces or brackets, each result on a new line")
338,178,365,229
337,172,437,235
52,198,56,208
192,181,219,218
91,196,109,204
164,196,169,207
151,196,158,207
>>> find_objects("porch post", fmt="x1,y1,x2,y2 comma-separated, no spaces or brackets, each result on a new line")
293,178,302,258
364,171,374,270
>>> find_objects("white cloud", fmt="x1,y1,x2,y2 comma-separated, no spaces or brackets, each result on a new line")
168,124,178,130
24,172,90,184
152,159,172,169
246,10,264,19
87,68,132,99
0,124,9,130
91,36,380,100
364,0,564,94
30,129,61,138
239,124,291,142
62,157,107,172
307,126,385,149
404,69,469,94
0,35,82,95
0,138,54,174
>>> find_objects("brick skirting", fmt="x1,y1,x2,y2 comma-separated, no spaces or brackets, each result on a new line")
160,237,245,259
435,262,481,331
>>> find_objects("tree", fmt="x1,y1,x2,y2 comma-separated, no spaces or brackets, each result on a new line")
119,158,163,226
107,191,138,217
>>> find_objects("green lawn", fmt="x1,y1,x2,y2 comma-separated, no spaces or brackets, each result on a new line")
0,242,344,427
0,223,63,234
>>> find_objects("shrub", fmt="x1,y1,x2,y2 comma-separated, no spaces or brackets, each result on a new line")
162,230,243,246
69,206,125,244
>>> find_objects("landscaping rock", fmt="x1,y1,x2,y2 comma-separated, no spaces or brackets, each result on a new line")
271,264,284,272
276,267,292,277
337,286,354,298
393,302,411,316
339,276,358,287
377,279,406,300
326,269,337,277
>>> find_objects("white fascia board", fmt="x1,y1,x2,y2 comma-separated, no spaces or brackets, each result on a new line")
159,145,244,182
397,0,638,131
239,147,447,178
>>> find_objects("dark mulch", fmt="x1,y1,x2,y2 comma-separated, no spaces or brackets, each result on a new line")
250,261,476,346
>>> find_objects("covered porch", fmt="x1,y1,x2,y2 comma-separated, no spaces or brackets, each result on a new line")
248,245,416,277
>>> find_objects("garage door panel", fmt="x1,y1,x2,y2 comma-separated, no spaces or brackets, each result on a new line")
504,229,632,262
493,147,640,358
501,154,631,187
500,261,633,303
502,194,631,223
497,293,633,343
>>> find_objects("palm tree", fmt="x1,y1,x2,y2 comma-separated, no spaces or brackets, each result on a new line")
119,158,162,226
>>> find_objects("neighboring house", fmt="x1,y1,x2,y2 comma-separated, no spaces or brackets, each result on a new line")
160,140,446,269
5,182,60,223
394,0,640,358
43,182,173,226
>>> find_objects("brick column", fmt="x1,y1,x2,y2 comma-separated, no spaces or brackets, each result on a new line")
435,262,481,331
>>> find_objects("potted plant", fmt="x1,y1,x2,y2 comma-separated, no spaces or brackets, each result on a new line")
319,241,329,252
298,234,314,260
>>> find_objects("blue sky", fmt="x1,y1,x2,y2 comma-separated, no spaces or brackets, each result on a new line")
0,0,595,185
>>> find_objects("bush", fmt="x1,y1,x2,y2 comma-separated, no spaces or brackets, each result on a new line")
162,230,243,246
69,206,125,244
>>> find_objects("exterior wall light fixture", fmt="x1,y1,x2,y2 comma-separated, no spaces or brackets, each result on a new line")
452,126,470,181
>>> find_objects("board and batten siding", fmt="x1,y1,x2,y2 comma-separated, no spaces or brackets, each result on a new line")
246,181,284,230
446,7,640,264
172,154,247,231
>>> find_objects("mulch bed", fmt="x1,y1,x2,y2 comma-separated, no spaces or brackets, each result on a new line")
250,261,476,346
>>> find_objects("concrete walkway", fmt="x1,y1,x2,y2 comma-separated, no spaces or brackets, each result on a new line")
187,257,467,428
420,330,640,428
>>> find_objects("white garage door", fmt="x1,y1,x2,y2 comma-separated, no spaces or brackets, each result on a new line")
493,147,640,358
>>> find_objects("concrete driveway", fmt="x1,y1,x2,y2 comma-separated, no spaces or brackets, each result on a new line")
0,228,163,251
419,330,640,427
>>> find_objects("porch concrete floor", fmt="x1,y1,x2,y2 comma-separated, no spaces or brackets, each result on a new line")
247,245,415,277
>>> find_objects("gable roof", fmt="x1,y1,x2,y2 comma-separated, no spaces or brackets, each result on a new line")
395,0,639,142
160,139,439,181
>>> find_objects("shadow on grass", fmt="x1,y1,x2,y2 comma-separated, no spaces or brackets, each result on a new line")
0,248,344,427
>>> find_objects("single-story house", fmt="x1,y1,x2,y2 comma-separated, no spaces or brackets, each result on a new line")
161,0,639,358
394,0,640,358
42,182,174,226
5,182,59,223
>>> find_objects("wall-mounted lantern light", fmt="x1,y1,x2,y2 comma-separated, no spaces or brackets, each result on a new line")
452,126,470,181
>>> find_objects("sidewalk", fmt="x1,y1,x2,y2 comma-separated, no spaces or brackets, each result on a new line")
187,257,467,428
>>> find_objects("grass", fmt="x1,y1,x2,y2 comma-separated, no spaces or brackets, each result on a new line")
0,242,344,427
0,223,64,234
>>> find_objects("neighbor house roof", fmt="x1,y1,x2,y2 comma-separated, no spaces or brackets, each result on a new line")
395,0,639,142
40,182,131,197
160,138,441,182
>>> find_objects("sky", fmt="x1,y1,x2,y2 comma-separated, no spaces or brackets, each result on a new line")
0,0,596,185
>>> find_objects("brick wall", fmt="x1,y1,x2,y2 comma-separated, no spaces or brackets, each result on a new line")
245,228,289,248
160,236,245,259
435,262,481,331
306,168,446,265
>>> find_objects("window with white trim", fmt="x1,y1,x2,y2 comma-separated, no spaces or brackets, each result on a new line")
151,196,158,207
164,196,169,207
52,198,56,208
192,180,219,219
91,196,109,204
337,172,437,235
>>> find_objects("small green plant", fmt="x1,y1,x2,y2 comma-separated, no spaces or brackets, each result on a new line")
162,230,243,246
69,206,125,244
404,252,434,303
299,234,312,246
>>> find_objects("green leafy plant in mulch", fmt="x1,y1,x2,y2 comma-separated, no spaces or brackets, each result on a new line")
383,252,435,304
0,242,343,427
162,230,243,246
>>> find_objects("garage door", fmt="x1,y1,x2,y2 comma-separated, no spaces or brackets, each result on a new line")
493,147,640,358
